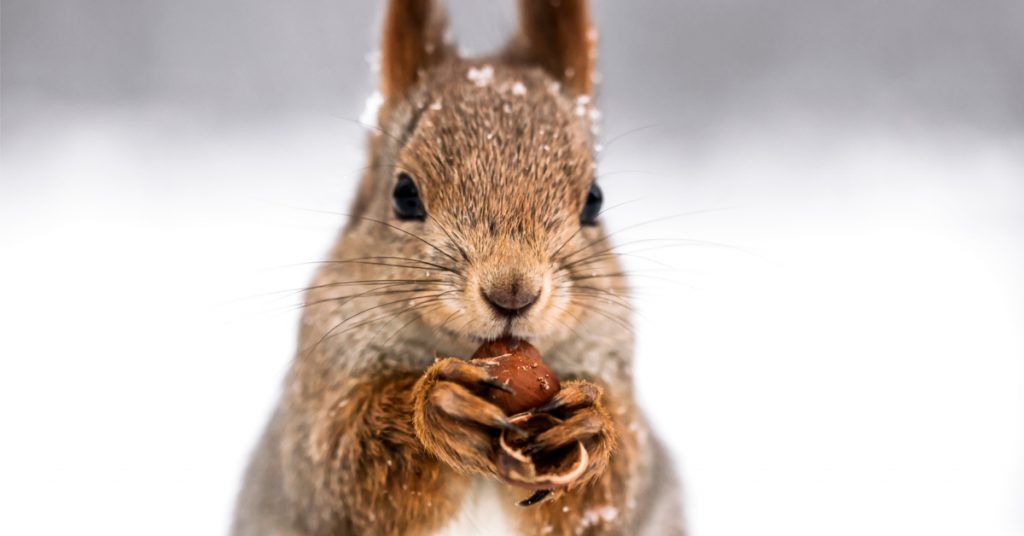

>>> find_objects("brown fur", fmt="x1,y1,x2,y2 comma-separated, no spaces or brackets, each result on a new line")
380,0,448,103
507,0,597,96
232,1,683,534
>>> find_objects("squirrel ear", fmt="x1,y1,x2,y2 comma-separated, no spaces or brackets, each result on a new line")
507,0,597,96
380,0,448,101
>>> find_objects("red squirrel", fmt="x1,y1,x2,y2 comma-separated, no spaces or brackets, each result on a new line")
232,1,684,534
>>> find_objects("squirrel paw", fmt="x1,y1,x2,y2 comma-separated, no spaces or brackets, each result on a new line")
412,357,521,475
527,380,617,490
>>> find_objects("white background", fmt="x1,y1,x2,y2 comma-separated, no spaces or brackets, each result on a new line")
3,1,1023,535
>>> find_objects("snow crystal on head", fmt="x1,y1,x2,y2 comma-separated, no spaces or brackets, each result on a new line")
364,50,381,74
511,81,527,96
466,65,495,87
574,95,591,117
360,91,384,128
573,95,603,136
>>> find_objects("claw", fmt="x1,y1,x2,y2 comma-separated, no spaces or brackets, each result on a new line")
523,410,605,457
522,443,546,457
533,397,564,414
522,439,570,457
517,489,551,507
498,419,528,437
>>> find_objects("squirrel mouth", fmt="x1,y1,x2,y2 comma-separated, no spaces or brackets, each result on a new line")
435,314,547,344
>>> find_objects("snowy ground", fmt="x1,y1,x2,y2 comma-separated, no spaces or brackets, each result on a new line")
1,111,1022,535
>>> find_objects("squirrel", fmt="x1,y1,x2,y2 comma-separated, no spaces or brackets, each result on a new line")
231,1,684,534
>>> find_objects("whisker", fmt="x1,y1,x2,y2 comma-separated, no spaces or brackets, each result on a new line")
251,278,451,302
571,293,650,325
594,169,668,181
568,271,698,290
564,284,635,301
331,293,458,348
291,285,450,313
359,256,463,276
566,238,752,273
331,115,406,147
219,277,435,306
435,310,463,338
260,209,464,268
350,215,462,266
283,254,461,275
383,303,447,345
546,303,587,341
305,293,450,357
429,215,471,263
556,288,635,311
556,208,739,265
448,314,476,340
597,123,662,155
578,300,636,335
548,199,640,261
562,251,674,272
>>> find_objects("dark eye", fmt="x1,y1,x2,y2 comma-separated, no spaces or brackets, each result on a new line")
580,182,603,225
392,173,426,221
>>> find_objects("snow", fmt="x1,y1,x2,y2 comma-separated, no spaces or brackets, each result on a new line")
579,505,619,529
359,90,384,128
364,50,381,73
572,95,602,135
574,95,591,119
466,65,494,88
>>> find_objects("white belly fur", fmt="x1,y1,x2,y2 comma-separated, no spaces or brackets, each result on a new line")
433,478,517,536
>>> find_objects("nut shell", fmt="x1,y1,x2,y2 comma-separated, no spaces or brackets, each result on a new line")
472,338,560,415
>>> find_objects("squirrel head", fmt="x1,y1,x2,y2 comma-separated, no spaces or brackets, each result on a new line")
341,0,623,344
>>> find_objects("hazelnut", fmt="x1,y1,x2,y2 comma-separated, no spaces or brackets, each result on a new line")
472,338,560,415
471,338,587,504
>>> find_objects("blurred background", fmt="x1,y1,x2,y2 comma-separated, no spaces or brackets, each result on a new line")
2,1,1022,535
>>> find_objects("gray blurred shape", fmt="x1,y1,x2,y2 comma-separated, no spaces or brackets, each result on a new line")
3,0,1024,137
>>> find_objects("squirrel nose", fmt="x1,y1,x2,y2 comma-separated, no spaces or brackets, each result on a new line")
483,284,540,317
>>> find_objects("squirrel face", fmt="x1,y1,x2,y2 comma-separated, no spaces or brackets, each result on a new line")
361,63,609,343
339,1,621,344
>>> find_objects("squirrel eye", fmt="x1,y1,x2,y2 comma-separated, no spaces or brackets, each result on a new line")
392,173,427,221
580,182,603,225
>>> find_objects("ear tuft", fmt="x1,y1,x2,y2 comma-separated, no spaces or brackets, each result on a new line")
380,0,448,102
508,0,596,96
